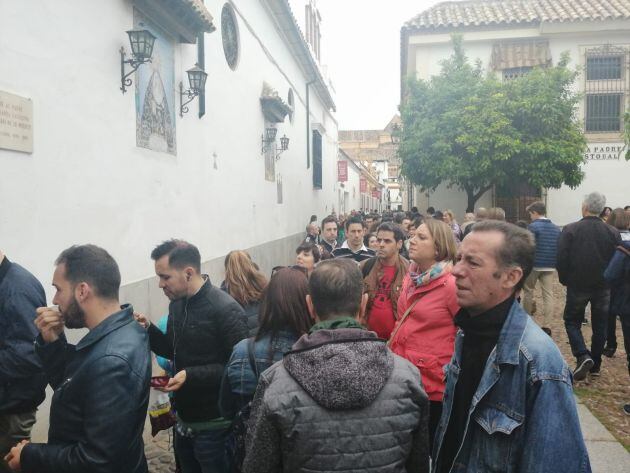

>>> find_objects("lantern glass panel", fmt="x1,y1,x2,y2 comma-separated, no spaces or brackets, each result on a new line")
281,136,289,151
187,65,208,93
266,128,277,142
127,30,156,61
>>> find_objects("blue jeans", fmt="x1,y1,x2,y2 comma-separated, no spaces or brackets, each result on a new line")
175,427,230,473
563,286,610,364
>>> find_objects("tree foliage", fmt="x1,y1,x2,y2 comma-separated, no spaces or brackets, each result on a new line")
399,36,587,212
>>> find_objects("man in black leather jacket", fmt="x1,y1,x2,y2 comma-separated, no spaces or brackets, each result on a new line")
135,239,247,473
4,245,151,473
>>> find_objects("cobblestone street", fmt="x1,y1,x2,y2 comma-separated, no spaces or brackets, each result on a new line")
144,425,176,473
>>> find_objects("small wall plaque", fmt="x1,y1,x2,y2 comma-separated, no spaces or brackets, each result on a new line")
0,90,33,154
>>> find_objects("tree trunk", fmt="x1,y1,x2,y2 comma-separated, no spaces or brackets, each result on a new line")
465,188,476,213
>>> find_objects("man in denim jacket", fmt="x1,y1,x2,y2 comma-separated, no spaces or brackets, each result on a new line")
433,221,591,473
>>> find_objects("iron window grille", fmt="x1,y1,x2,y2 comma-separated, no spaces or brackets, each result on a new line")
584,45,629,133
502,66,533,81
312,130,322,189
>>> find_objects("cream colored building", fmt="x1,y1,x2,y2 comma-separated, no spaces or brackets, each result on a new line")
339,115,410,211
402,0,630,224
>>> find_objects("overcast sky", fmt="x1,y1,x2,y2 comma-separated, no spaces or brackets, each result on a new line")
316,0,440,131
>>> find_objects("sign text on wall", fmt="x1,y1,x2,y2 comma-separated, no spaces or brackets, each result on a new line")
584,143,626,161
0,91,33,154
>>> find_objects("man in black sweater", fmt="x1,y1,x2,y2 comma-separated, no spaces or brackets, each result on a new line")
433,221,589,473
557,192,621,380
135,240,247,473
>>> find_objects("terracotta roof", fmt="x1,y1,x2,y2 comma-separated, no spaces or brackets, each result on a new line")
181,0,215,32
404,0,630,31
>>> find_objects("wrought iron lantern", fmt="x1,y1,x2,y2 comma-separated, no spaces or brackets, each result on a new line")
280,135,289,151
261,127,277,153
180,64,208,117
120,29,156,94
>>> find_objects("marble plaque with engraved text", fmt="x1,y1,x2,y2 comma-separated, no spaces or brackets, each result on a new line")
0,91,33,153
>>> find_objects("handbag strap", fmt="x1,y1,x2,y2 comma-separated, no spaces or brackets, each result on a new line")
246,338,259,379
387,294,424,347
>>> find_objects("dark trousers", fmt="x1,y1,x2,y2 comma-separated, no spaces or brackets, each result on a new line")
429,400,443,457
563,287,610,365
175,427,230,473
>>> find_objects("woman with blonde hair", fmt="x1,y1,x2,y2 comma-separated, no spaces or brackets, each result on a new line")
443,209,462,242
389,218,459,450
221,250,268,336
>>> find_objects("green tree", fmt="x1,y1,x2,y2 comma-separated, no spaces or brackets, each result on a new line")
399,36,587,212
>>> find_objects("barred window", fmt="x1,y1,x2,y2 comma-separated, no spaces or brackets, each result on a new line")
585,94,623,132
502,66,532,80
587,56,623,81
312,130,322,189
584,46,629,134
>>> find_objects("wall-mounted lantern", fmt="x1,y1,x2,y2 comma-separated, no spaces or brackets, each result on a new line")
120,29,156,94
180,64,208,117
261,127,278,153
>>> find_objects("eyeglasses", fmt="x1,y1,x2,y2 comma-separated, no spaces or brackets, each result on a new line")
271,265,309,277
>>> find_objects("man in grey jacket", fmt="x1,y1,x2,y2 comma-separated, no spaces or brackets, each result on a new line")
243,259,429,473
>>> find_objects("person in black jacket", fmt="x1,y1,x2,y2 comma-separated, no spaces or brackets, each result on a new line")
557,192,621,381
0,252,47,458
135,239,248,473
5,245,151,473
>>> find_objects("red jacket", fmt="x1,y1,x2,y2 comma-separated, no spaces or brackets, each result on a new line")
389,267,459,402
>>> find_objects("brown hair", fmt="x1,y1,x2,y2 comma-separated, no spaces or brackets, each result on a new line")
223,250,268,306
257,268,312,340
422,218,458,264
487,207,506,221
608,208,630,230
471,220,535,290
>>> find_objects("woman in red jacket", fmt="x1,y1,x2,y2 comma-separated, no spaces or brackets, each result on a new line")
389,217,459,449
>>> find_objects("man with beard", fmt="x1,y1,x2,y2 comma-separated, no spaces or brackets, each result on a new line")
134,239,247,473
359,223,409,339
4,245,151,473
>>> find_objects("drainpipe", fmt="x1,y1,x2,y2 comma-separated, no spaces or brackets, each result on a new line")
306,79,316,169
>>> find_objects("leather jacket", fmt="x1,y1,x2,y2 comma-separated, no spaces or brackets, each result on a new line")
21,306,151,473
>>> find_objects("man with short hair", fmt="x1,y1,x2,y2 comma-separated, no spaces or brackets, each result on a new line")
332,216,375,263
6,245,151,473
522,201,561,336
135,240,247,473
359,223,409,339
433,221,590,473
320,215,339,254
243,259,430,473
557,192,621,380
462,207,488,237
364,214,375,231
304,223,319,244
0,252,47,459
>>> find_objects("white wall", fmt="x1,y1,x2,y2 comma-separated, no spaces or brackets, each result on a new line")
0,0,339,301
407,28,630,224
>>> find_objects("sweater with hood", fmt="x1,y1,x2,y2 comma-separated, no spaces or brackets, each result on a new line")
242,320,430,473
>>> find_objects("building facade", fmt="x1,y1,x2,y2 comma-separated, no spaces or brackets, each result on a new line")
339,116,405,211
1,0,338,440
402,0,630,224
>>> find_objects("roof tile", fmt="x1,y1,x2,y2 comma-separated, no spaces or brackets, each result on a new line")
404,0,630,30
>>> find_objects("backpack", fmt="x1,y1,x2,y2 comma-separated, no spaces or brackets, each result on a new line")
228,338,259,473
361,256,377,278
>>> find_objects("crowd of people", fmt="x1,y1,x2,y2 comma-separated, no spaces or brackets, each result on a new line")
1,191,629,473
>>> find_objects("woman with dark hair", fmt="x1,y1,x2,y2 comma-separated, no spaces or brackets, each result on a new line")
600,206,613,222
295,241,321,276
221,250,268,336
221,267,312,415
364,232,378,251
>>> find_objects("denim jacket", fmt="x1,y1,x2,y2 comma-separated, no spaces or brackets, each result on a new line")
219,330,298,417
433,301,591,473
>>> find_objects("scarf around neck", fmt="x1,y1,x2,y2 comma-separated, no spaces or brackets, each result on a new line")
410,261,452,288
309,316,365,333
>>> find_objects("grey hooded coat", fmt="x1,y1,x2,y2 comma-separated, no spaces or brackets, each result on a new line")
242,327,430,473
